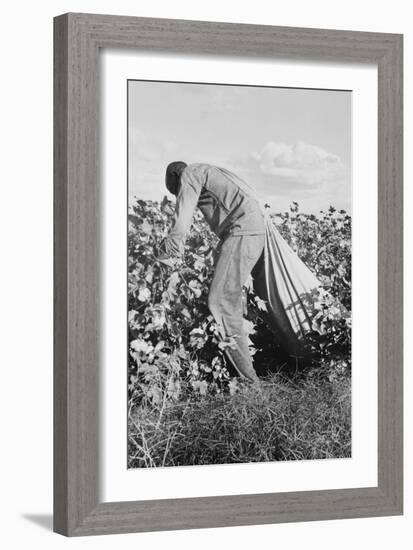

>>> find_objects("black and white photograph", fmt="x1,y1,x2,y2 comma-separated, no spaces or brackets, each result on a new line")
127,79,352,468
0,0,406,544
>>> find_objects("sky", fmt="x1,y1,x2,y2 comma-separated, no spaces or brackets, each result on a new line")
128,80,351,214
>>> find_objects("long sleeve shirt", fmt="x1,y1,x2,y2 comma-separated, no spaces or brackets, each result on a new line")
164,163,265,256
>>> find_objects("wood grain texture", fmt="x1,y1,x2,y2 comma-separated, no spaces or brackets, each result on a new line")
53,14,69,536
53,13,403,536
377,32,403,508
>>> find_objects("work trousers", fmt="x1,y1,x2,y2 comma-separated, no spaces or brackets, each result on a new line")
208,233,265,381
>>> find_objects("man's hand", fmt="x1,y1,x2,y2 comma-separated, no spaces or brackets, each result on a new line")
156,238,181,268
160,236,184,257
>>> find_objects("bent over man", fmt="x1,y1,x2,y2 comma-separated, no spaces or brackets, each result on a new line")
163,161,265,382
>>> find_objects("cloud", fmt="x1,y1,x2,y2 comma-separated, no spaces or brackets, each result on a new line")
251,141,345,186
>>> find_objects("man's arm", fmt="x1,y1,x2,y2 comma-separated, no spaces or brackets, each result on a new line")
163,168,203,256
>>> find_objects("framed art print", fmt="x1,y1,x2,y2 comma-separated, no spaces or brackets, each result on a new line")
54,13,403,536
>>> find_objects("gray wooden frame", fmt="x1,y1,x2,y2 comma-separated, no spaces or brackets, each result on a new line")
54,12,403,536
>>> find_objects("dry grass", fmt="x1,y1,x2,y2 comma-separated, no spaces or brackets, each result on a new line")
128,370,351,468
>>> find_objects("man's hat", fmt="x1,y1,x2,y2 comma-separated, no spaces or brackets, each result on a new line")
165,161,187,195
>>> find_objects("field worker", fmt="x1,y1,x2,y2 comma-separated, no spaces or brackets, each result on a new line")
163,161,265,382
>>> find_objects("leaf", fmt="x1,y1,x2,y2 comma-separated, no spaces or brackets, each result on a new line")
154,340,165,353
128,309,138,323
145,270,154,284
128,213,140,225
167,271,180,296
181,307,191,320
140,220,153,234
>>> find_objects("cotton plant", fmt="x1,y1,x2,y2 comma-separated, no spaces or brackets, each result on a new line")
128,198,352,406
